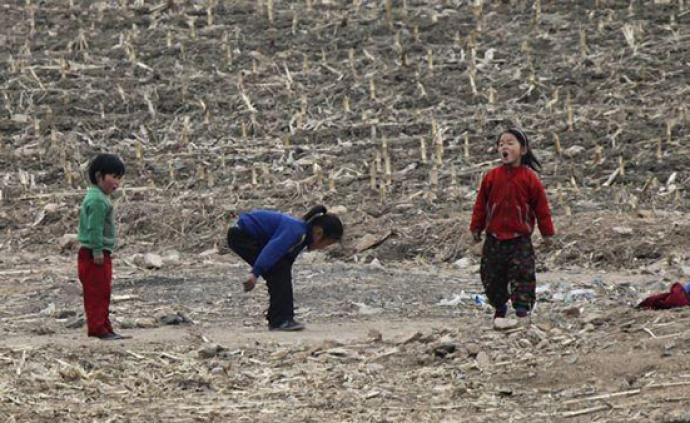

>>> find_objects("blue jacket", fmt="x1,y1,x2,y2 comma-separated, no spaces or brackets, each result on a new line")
237,210,309,278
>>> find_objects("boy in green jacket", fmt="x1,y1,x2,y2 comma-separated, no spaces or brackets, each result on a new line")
77,153,127,340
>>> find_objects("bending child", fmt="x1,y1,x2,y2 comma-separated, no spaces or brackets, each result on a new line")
470,128,555,322
227,205,343,331
77,153,128,340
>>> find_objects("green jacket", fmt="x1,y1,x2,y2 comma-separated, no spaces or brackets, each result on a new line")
77,186,117,258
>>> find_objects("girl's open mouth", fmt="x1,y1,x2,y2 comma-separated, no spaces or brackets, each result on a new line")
502,151,509,159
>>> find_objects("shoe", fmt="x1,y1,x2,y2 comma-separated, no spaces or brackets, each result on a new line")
515,307,530,318
494,304,508,319
97,332,131,341
97,332,123,341
269,319,305,331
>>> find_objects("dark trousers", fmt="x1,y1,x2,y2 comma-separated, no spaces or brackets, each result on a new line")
227,226,295,326
480,235,536,311
77,248,113,336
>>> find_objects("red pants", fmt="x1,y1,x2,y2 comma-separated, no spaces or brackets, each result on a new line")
77,248,113,336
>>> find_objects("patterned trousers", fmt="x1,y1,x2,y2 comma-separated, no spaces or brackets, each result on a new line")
480,235,536,311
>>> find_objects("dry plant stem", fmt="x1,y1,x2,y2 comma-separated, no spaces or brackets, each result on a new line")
267,0,274,25
207,0,215,26
348,49,357,77
553,133,562,156
291,7,298,34
594,144,603,164
547,88,559,112
385,0,393,29
384,153,392,187
579,27,589,58
434,131,443,166
567,93,574,131
328,171,336,193
464,133,470,160
430,164,438,192
468,70,478,96
557,183,572,216
369,160,376,191
561,405,610,418
427,49,434,74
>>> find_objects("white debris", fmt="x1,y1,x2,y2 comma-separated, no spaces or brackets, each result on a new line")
143,253,164,269
164,250,181,264
476,351,491,368
199,248,217,257
368,258,385,270
329,205,348,215
681,266,690,277
352,302,383,315
612,226,633,235
39,303,56,316
453,257,473,269
563,145,585,157
436,293,469,306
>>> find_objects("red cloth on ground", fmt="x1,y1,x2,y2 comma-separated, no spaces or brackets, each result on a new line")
77,247,113,336
637,282,690,310
470,165,555,240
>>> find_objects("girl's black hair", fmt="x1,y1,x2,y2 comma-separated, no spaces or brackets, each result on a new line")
303,205,344,241
88,153,126,184
499,128,541,172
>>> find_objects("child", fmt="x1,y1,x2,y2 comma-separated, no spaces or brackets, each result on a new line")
470,128,555,321
227,205,343,331
77,153,127,340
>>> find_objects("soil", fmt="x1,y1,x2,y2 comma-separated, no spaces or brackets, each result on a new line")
3,253,690,421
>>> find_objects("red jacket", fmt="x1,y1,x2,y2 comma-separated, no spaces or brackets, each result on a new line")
637,283,690,310
470,165,555,240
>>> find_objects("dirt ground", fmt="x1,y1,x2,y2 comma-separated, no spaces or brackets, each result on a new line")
1,0,690,422
3,254,690,422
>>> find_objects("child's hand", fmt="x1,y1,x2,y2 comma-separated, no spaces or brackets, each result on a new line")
472,231,482,243
94,255,104,266
243,274,257,292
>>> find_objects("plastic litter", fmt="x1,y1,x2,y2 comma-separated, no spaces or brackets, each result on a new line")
564,289,596,303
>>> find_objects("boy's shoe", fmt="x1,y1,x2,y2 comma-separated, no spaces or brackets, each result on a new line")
97,332,131,341
269,319,305,332
494,304,508,319
97,332,124,341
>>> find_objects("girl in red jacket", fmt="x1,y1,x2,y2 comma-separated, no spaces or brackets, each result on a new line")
470,128,555,321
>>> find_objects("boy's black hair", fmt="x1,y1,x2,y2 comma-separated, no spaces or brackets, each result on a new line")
303,205,344,241
498,128,542,172
88,153,126,184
